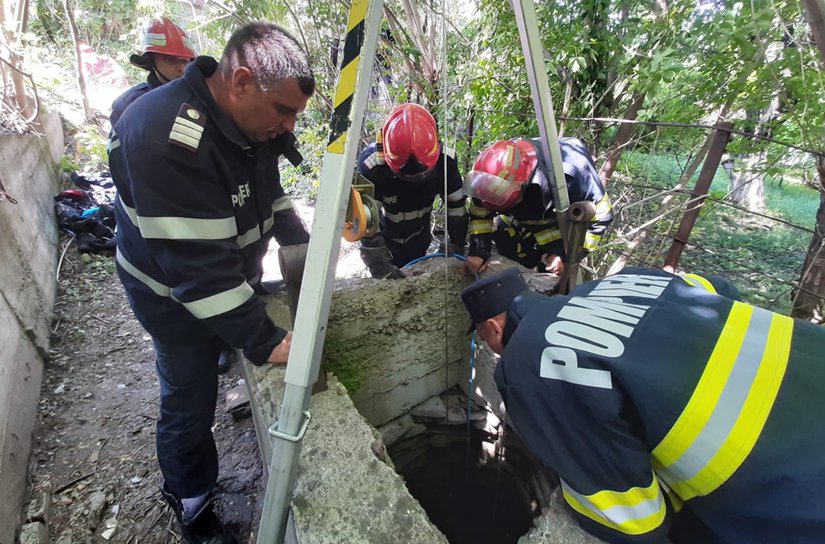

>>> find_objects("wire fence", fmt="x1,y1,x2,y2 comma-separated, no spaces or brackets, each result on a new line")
565,118,824,320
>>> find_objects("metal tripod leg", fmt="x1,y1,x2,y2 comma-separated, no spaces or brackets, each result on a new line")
277,244,327,394
558,201,596,294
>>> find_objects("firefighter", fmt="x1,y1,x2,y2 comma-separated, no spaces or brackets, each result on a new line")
460,267,825,543
110,17,243,374
108,23,314,542
110,16,197,126
463,137,613,277
357,103,468,279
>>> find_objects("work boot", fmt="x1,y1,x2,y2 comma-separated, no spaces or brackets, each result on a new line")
161,485,238,544
217,349,240,375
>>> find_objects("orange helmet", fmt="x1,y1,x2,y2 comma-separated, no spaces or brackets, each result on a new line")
464,139,538,211
130,17,196,69
382,104,440,183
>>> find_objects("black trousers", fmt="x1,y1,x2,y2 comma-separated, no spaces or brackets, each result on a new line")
118,271,222,500
384,230,433,268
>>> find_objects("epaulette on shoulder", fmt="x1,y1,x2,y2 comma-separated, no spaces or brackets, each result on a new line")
444,146,456,159
169,103,206,152
362,151,384,170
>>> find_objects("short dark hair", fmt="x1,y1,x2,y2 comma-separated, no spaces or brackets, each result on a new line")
220,22,315,96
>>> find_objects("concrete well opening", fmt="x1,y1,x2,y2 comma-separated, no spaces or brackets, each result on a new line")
385,389,554,544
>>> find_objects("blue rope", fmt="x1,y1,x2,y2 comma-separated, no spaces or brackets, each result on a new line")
466,331,477,438
401,252,467,269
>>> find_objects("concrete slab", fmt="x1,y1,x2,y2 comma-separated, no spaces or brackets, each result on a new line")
244,365,446,543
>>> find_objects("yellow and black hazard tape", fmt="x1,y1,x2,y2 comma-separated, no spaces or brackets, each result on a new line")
327,0,369,154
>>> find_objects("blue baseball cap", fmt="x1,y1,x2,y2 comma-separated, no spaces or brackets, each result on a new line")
461,268,529,329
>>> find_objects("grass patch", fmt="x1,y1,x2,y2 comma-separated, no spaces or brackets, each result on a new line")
606,151,818,314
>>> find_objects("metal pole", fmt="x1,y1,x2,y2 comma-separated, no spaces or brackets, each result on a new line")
255,0,384,540
511,0,570,253
663,122,732,271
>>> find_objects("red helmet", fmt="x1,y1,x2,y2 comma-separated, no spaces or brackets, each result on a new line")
464,139,538,211
131,17,196,69
382,104,440,183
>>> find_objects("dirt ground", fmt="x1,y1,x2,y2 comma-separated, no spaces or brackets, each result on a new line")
24,201,368,543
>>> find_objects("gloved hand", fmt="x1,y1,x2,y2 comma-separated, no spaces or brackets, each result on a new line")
360,236,407,280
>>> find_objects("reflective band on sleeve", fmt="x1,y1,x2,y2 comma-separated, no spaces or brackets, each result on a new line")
446,188,464,202
560,477,667,535
653,303,793,501
384,206,432,223
682,274,717,294
469,200,492,218
118,196,139,226
181,282,255,320
447,206,466,216
107,137,120,152
115,250,172,298
137,215,238,240
584,232,601,251
272,196,295,213
262,217,275,234
595,193,613,219
469,218,494,235
237,225,262,249
535,227,562,246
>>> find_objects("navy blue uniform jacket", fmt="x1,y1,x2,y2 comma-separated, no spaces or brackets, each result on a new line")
495,268,825,543
109,57,308,365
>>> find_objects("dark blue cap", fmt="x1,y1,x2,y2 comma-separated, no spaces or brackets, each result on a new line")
461,268,529,327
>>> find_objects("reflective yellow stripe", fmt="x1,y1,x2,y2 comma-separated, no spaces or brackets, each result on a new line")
469,218,494,235
561,476,667,535
181,282,255,320
653,303,793,500
584,232,601,250
469,200,492,218
116,250,172,298
272,196,295,213
346,0,368,30
595,193,613,219
682,274,717,294
333,59,359,108
535,227,562,245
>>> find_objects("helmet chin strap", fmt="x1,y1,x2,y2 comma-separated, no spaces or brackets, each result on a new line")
153,68,172,84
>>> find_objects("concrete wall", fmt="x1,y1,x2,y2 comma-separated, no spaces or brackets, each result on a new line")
249,261,600,544
265,257,475,427
0,112,64,543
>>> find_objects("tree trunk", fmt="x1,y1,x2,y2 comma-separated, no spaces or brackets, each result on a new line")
728,151,766,209
62,0,92,121
791,158,825,323
794,0,825,321
803,0,825,64
597,91,645,187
